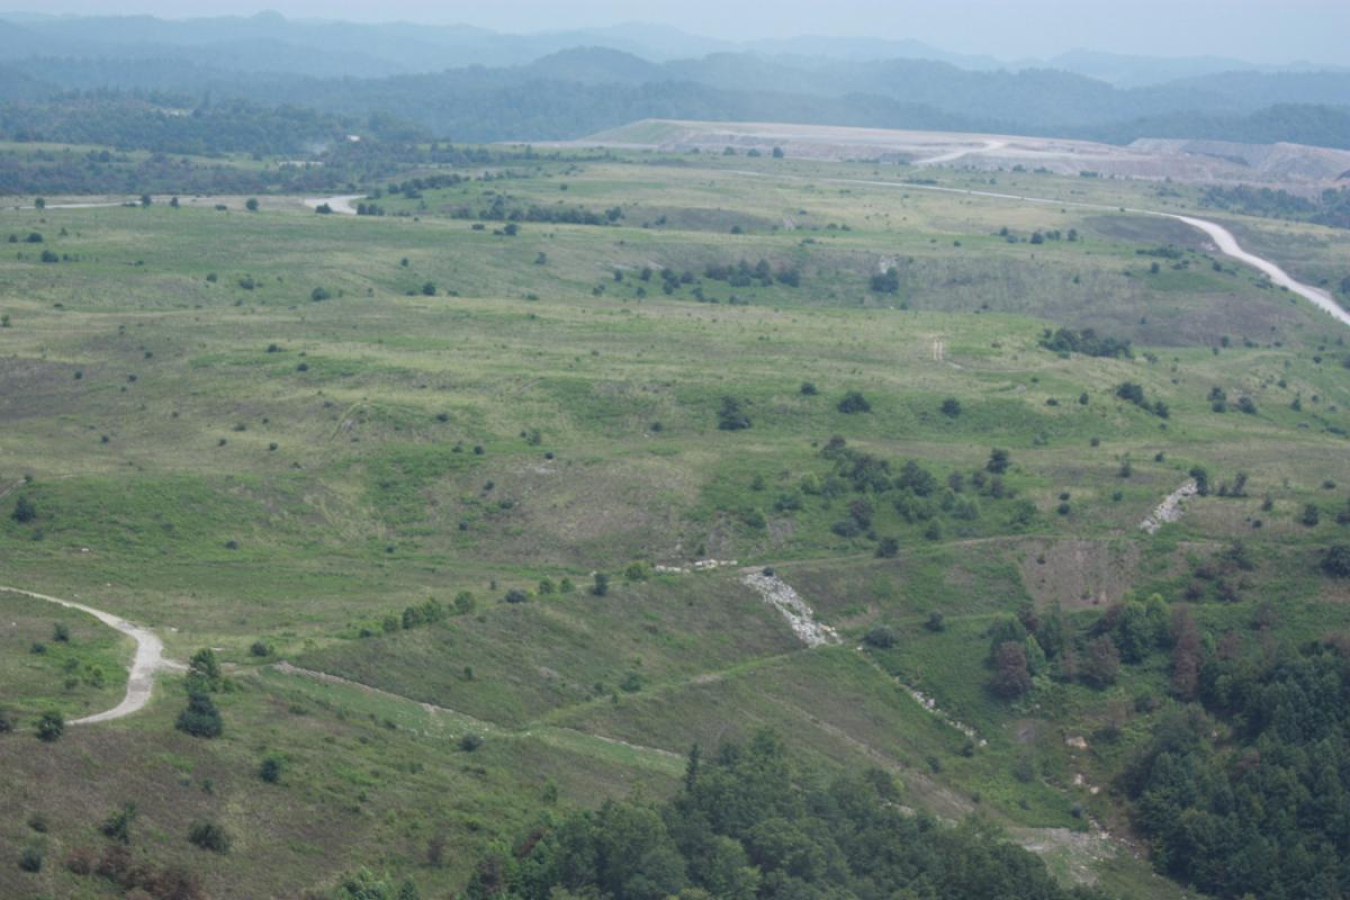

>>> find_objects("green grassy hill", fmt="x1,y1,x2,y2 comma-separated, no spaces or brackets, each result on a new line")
3,146,1348,899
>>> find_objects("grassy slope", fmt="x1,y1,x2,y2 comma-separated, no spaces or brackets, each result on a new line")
2,148,1346,898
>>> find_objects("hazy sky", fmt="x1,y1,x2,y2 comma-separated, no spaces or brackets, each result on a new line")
20,0,1350,64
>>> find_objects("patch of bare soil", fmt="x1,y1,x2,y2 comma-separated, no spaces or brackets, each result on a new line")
1017,539,1141,611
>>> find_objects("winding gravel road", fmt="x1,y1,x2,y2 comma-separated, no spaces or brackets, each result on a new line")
302,194,364,215
0,586,181,724
916,140,1009,166
732,168,1350,329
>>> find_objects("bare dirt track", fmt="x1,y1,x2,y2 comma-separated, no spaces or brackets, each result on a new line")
0,586,182,724
580,119,1350,190
716,166,1350,330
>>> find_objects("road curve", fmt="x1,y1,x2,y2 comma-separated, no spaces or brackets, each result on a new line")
303,194,364,216
0,585,182,724
916,140,1009,166
730,168,1350,329
1166,214,1350,326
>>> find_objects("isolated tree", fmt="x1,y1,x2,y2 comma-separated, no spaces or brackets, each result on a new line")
260,755,283,783
986,448,1011,474
245,198,259,212
101,803,137,844
12,496,36,523
717,396,751,431
1322,544,1350,578
1170,606,1201,701
591,572,610,596
187,648,222,691
140,194,152,207
837,391,871,414
870,268,900,294
188,820,231,853
940,398,962,417
177,689,223,738
35,710,63,742
1081,636,1121,687
34,197,45,210
990,641,1032,698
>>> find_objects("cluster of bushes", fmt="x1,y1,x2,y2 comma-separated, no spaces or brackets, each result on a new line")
795,438,1028,546
366,595,459,637
703,258,800,289
176,649,225,739
1205,386,1257,415
1039,327,1132,359
450,196,621,226
1115,382,1169,418
63,842,205,900
463,730,1089,900
870,267,900,294
989,594,1189,700
1200,184,1350,230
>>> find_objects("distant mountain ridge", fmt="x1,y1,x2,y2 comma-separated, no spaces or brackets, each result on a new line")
0,14,1347,151
0,11,1345,84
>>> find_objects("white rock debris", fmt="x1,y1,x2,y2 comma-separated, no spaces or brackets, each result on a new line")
742,572,840,648
1139,480,1199,534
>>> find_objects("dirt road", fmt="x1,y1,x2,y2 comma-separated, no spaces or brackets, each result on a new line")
731,168,1350,329
0,586,182,724
916,139,1008,165
302,195,364,215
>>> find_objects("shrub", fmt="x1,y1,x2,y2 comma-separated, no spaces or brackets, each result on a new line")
421,282,437,296
0,707,13,733
591,573,610,596
12,496,36,523
187,820,231,853
875,537,900,558
310,287,332,302
52,622,70,642
717,396,751,431
18,846,42,873
925,611,947,632
987,448,1011,474
249,640,272,658
260,756,283,783
940,398,962,417
990,642,1031,697
1322,544,1350,578
35,710,63,742
101,803,137,844
503,588,530,604
863,626,898,649
837,391,871,414
176,690,223,738
459,733,484,752
800,381,818,396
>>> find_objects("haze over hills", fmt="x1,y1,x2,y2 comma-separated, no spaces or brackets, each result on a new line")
0,11,1346,83
0,13,1348,151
